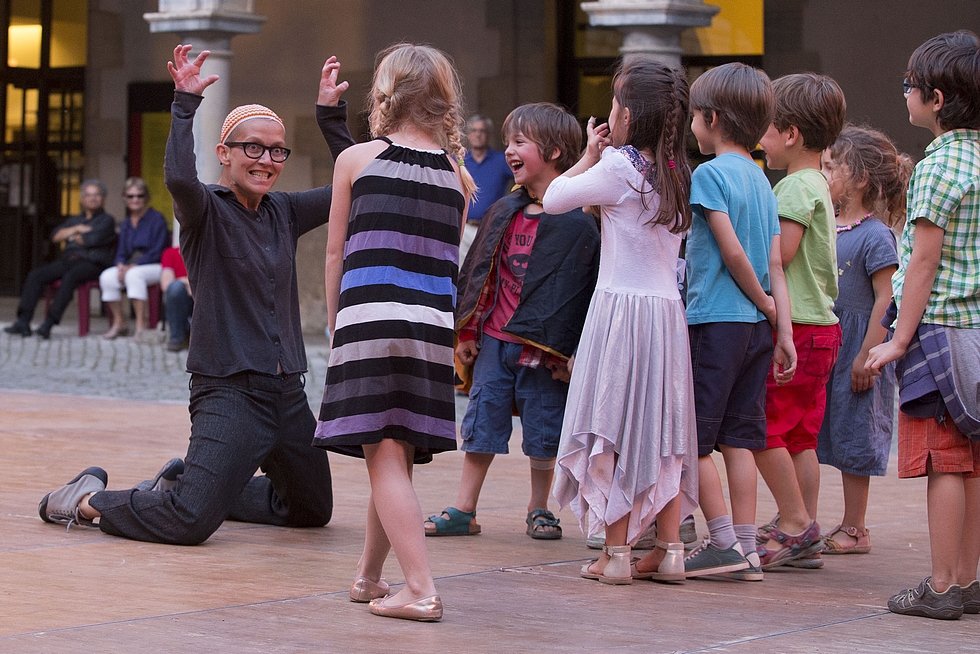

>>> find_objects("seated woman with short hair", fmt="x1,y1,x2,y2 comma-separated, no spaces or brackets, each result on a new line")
99,177,169,340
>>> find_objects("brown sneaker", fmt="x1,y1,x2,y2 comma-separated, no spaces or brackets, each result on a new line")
962,579,980,614
889,577,963,620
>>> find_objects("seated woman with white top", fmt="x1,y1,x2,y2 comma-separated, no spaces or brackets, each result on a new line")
99,177,169,339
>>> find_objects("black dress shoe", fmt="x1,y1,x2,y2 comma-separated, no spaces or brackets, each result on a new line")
36,320,54,339
4,322,31,337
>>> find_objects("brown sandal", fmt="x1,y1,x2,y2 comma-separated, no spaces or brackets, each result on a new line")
822,524,871,554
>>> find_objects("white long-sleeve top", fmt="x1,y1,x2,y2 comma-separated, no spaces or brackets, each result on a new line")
543,146,682,300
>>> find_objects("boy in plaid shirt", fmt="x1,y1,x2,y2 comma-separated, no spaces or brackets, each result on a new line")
867,30,980,620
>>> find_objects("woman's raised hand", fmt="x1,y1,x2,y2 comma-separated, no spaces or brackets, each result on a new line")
168,44,219,95
318,56,350,107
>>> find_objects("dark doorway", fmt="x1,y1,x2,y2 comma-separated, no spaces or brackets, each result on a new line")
1,0,86,296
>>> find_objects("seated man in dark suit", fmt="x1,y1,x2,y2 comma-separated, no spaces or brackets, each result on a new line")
4,179,116,339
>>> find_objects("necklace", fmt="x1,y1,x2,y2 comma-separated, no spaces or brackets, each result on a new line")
836,212,873,234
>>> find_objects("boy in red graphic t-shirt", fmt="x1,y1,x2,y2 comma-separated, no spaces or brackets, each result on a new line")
424,103,600,540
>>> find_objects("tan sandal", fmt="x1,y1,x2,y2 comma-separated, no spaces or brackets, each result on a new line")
581,545,633,584
822,524,871,554
630,539,685,583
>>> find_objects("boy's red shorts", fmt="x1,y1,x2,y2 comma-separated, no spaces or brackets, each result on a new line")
765,323,842,453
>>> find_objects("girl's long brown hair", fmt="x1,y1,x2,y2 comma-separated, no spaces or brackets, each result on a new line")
612,56,692,233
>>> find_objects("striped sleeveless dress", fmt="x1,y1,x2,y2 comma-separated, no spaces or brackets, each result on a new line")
313,138,463,464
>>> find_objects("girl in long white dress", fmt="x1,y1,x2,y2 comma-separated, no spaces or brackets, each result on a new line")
544,57,699,585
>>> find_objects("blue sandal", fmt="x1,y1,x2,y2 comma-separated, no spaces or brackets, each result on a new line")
526,509,562,540
424,507,481,536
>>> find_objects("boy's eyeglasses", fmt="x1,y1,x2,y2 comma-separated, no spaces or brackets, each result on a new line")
903,77,922,96
224,141,291,163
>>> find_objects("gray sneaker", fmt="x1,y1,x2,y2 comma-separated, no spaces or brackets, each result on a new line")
685,540,750,578
888,577,963,620
586,532,605,550
39,467,107,529
680,515,698,551
728,550,764,581
961,580,979,615
135,458,184,492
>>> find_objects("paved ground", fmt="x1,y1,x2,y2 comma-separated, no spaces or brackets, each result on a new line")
0,297,331,406
1,296,977,652
0,297,469,416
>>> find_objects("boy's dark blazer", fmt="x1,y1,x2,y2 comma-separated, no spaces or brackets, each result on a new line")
455,188,600,359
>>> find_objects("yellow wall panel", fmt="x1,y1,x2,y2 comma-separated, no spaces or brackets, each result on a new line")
684,0,764,56
140,112,175,229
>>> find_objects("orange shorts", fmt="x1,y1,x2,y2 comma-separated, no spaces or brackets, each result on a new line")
898,412,980,479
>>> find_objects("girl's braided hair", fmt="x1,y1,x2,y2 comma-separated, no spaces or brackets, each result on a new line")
612,56,692,233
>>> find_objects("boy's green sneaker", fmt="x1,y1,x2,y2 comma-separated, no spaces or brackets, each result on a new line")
685,541,749,578
727,550,764,581
888,577,963,620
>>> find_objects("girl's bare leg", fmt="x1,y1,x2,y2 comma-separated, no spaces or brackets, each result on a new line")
363,439,437,602
356,492,391,582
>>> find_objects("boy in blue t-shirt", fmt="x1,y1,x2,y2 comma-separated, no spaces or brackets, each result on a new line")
683,63,796,581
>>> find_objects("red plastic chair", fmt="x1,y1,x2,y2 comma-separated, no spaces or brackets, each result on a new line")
46,280,160,337
45,279,101,337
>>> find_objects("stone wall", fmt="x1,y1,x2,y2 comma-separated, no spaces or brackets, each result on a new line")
764,0,980,161
84,0,552,335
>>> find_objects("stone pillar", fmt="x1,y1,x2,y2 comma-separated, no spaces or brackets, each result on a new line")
144,1,265,243
580,0,719,67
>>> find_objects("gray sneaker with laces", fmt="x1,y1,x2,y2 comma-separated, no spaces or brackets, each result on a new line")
888,577,963,620
39,467,107,529
685,541,749,578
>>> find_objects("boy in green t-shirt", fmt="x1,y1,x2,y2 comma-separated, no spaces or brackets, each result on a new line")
755,73,845,569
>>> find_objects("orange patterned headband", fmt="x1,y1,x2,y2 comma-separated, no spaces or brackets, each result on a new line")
219,104,284,143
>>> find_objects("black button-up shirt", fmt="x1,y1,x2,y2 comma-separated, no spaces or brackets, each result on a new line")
56,209,117,267
165,91,354,377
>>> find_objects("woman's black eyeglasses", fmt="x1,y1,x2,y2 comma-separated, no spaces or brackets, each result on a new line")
125,193,146,199
224,141,291,163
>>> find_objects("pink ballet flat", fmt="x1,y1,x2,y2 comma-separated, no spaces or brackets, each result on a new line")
349,577,389,603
